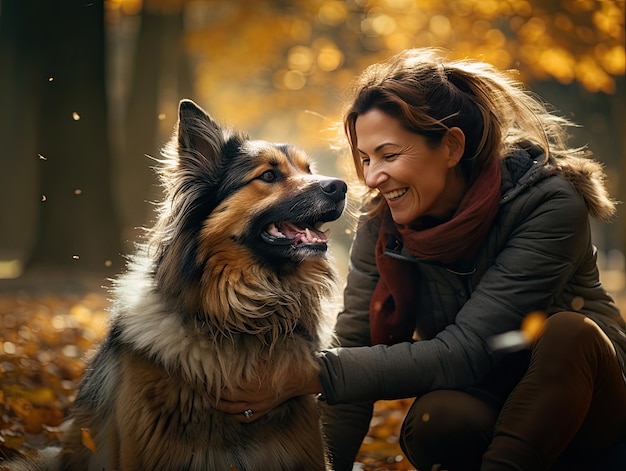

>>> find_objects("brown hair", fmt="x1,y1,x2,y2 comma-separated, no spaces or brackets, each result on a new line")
343,48,577,219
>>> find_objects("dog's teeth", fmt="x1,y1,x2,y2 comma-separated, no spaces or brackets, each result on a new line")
268,223,286,238
303,228,328,244
266,223,330,245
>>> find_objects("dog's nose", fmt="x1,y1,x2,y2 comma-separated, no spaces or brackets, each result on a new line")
319,178,347,201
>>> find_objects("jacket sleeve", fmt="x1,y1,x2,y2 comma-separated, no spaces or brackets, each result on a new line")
332,214,380,348
320,401,374,471
317,215,380,469
319,176,593,404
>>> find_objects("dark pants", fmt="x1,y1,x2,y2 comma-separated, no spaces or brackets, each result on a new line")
400,312,626,470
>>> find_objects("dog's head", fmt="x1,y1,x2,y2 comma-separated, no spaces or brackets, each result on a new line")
151,100,346,302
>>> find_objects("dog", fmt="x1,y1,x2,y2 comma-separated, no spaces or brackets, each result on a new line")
3,99,346,470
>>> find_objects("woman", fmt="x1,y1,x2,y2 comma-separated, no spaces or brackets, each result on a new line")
217,48,626,470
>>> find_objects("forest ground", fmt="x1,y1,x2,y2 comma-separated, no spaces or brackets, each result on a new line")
1,270,624,471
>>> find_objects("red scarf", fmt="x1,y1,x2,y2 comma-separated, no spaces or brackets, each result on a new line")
370,160,502,345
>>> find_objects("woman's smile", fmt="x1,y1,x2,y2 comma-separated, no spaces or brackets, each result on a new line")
384,188,408,201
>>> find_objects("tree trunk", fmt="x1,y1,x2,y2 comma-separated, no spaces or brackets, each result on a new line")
0,0,39,276
115,5,193,245
25,0,122,276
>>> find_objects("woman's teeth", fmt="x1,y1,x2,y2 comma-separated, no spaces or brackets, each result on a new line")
384,188,408,200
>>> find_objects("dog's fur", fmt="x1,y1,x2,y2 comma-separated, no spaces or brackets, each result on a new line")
4,100,346,471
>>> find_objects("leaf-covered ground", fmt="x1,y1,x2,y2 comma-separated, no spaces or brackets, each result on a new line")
2,272,624,470
0,288,415,470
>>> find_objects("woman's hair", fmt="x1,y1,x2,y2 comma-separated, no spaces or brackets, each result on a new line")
343,47,580,218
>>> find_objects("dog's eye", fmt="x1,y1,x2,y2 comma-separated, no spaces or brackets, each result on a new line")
260,170,277,182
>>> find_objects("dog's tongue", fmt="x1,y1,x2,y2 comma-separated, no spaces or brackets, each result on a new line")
269,222,330,244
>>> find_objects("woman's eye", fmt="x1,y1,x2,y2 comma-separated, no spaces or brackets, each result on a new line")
360,158,370,167
260,170,276,182
383,153,398,160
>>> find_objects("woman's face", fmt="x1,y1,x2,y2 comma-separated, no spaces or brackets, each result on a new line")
355,108,466,225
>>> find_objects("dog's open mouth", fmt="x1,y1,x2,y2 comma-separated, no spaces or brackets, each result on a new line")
262,221,330,247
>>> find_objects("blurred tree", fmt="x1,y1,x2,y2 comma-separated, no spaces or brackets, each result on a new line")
176,0,624,127
1,0,623,280
114,0,194,244
0,0,123,279
0,0,39,276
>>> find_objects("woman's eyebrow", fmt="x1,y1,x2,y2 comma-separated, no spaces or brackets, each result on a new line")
358,142,401,155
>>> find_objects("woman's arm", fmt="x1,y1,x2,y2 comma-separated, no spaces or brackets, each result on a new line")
320,177,593,404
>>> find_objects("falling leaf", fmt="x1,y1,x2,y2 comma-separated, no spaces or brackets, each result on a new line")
521,311,547,341
81,428,97,454
489,311,547,352
488,331,527,352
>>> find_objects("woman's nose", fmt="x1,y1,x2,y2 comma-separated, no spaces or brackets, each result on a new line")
364,162,388,189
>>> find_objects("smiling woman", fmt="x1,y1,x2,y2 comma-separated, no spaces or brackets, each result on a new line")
317,47,626,471
214,47,626,471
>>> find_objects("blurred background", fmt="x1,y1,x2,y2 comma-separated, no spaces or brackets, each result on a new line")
0,0,624,290
0,2,624,467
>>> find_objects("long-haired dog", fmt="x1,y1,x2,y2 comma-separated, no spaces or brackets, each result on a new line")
4,99,346,470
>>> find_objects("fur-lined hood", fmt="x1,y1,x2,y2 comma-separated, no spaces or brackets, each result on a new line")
501,141,617,222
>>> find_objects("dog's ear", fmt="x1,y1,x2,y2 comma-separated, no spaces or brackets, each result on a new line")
176,99,225,168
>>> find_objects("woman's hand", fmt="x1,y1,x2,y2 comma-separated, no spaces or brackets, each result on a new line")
215,369,324,423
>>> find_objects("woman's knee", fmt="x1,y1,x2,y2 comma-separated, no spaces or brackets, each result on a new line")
536,311,616,362
400,390,498,470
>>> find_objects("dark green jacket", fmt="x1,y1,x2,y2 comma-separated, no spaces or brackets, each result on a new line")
319,143,626,404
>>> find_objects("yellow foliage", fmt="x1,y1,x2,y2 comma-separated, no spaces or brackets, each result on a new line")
576,56,616,93
538,48,577,84
0,292,419,469
597,44,626,75
1,293,110,452
159,0,624,141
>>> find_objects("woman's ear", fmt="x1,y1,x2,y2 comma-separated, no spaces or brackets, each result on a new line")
445,127,466,167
